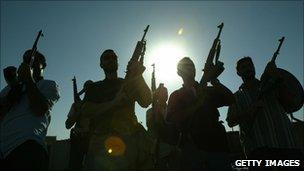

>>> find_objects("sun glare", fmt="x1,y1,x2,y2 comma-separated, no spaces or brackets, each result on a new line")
148,43,186,85
178,28,183,35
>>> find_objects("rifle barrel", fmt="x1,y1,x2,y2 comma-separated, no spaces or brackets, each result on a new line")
272,36,285,62
32,30,43,49
216,23,224,39
151,64,156,92
276,36,285,53
141,25,150,42
72,76,81,103
200,23,224,85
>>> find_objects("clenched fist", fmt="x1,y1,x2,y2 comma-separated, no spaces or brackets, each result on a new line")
17,63,33,83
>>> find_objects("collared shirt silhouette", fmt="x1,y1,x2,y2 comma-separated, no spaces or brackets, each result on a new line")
0,50,60,171
226,57,297,161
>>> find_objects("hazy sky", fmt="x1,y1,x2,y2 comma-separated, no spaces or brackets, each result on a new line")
1,1,303,140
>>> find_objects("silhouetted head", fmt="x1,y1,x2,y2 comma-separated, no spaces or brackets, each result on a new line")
3,66,18,86
177,57,196,80
100,49,118,74
23,50,46,82
236,56,256,81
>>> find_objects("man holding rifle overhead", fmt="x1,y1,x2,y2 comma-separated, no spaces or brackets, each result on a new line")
72,26,152,170
226,37,304,170
0,31,60,170
153,23,234,171
65,78,93,171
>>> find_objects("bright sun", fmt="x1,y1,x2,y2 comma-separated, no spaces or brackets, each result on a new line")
148,43,186,85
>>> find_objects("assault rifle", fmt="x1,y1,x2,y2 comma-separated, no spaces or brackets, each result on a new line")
200,23,224,86
125,25,150,79
259,37,304,114
72,76,81,103
1,30,43,119
80,25,151,119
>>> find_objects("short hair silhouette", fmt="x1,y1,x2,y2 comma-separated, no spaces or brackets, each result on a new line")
236,56,253,71
100,49,117,61
177,57,195,71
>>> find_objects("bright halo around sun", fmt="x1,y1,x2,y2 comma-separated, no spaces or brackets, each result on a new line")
148,43,186,85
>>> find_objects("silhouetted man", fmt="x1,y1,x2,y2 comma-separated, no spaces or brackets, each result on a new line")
73,49,152,170
65,79,93,171
0,66,20,121
155,57,234,171
146,84,180,170
226,57,301,171
0,50,60,170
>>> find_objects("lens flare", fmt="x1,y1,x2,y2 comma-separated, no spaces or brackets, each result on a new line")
178,28,183,35
108,148,112,154
104,136,126,156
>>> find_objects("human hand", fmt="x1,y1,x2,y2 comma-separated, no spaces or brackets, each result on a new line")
202,61,224,83
210,61,225,80
79,80,93,95
127,60,146,77
72,102,83,113
17,63,33,83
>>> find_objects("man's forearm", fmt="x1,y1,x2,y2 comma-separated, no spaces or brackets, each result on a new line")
212,80,234,105
25,80,49,116
65,117,76,129
134,76,152,107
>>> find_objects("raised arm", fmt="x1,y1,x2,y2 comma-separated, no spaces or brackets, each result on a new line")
18,63,59,116
124,60,152,108
226,103,240,127
25,80,49,116
65,102,83,129
209,79,234,108
131,75,152,108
